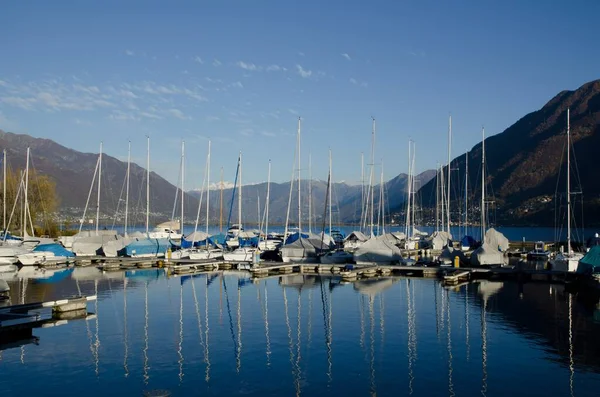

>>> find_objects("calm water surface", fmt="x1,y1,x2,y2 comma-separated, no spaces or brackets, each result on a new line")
1,268,600,396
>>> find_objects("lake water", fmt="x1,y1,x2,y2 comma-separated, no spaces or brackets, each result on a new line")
2,269,600,396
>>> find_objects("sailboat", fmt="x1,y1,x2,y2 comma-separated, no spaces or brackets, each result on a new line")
320,150,352,264
280,118,327,263
119,137,173,258
70,143,121,256
174,140,222,260
470,128,505,266
101,141,141,257
550,109,584,272
223,152,259,263
257,160,282,252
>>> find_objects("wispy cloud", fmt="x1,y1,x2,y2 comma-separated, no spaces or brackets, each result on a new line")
230,81,244,89
237,61,260,71
349,77,368,88
288,108,299,115
206,115,220,122
239,128,254,136
296,65,312,79
205,77,222,84
341,53,351,61
213,59,222,67
166,108,189,120
298,52,305,57
266,64,286,72
125,50,135,56
194,56,204,64
261,131,277,137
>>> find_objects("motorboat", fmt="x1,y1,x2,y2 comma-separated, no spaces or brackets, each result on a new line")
527,241,550,261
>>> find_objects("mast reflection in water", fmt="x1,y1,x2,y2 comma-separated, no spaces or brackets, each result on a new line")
1,268,600,396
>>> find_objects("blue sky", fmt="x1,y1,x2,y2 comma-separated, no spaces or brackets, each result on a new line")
0,0,598,188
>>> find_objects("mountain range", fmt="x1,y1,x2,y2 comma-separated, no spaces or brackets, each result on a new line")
0,129,433,226
420,78,600,226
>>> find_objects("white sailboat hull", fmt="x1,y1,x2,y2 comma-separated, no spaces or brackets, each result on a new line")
223,248,257,263
550,253,583,272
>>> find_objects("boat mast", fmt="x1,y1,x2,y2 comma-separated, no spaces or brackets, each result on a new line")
447,115,452,235
308,152,312,233
283,119,300,242
329,149,333,236
379,159,385,235
411,143,416,236
145,136,150,235
435,163,439,233
369,117,376,237
481,128,486,244
360,152,364,232
238,151,242,229
206,140,211,243
2,149,5,233
297,117,301,234
265,160,271,240
567,108,571,254
96,142,102,235
181,140,185,236
124,141,131,237
23,147,30,238
464,151,468,238
405,140,412,239
219,167,224,233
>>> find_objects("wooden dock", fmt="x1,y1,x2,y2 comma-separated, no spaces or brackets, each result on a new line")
0,295,97,349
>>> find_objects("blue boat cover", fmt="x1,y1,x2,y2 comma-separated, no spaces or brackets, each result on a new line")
33,243,75,257
239,236,259,247
285,232,310,245
119,238,173,257
181,236,218,249
461,235,477,248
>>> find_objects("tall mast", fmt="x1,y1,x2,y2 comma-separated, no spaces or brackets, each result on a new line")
23,148,30,237
360,152,365,230
369,117,376,237
219,167,224,233
329,149,333,236
308,152,312,233
411,143,416,235
297,117,301,233
481,128,486,244
265,160,271,239
2,149,6,232
447,115,452,235
238,151,242,228
181,141,185,235
440,164,446,232
379,159,385,235
405,140,412,239
124,141,131,237
464,151,468,238
206,140,211,240
145,136,150,235
283,119,299,242
567,108,571,254
96,142,102,235
435,163,440,232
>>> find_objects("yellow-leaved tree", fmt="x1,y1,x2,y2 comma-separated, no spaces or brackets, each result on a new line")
0,168,60,237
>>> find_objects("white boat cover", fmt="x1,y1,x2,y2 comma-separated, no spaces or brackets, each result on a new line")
470,243,505,266
344,231,369,243
353,235,403,264
430,231,452,250
485,228,509,252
